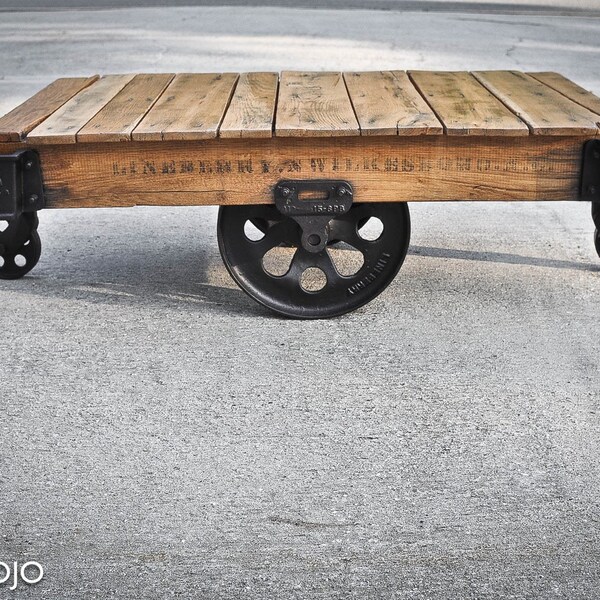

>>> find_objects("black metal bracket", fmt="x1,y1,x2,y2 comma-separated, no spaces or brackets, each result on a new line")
0,150,45,220
274,179,353,253
581,139,600,202
580,141,600,257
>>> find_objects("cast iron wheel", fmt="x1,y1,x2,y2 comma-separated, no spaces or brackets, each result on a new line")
593,203,600,258
0,213,42,280
217,202,410,318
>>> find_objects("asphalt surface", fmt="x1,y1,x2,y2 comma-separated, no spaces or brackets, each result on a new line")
1,6,599,599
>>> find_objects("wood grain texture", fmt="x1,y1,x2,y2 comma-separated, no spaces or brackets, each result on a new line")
0,77,99,142
0,135,584,209
344,71,442,136
132,73,238,141
26,75,135,144
219,72,278,138
409,71,529,136
528,72,600,117
76,74,175,142
276,71,359,137
474,71,600,136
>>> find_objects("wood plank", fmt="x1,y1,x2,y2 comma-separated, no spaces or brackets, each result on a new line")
0,76,99,142
473,70,600,136
219,72,278,138
275,71,359,137
529,72,600,117
132,73,238,141
344,71,442,136
409,71,529,136
26,75,135,144
0,135,582,208
76,74,175,143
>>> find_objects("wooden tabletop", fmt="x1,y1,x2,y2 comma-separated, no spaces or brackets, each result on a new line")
1,71,599,144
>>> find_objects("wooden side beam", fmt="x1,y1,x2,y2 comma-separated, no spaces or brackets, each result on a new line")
0,136,586,208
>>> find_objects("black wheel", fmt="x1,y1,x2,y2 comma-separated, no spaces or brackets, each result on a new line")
0,213,42,280
217,202,410,318
593,202,600,258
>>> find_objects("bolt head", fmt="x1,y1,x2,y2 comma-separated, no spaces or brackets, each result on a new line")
25,161,33,170
281,187,291,198
29,194,38,204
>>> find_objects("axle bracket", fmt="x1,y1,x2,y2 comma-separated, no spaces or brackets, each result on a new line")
273,179,353,253
0,150,45,220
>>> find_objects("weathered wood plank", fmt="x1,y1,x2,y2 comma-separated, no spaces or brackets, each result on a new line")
0,77,99,142
474,70,600,135
219,72,278,138
76,74,175,143
132,73,238,141
0,135,582,208
409,71,529,136
343,71,442,136
529,72,600,117
26,75,136,144
276,71,359,137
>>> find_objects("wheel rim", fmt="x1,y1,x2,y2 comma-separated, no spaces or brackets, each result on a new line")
217,202,410,318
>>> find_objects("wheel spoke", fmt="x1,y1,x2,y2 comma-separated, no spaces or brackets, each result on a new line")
283,247,343,288
328,204,386,250
253,219,299,254
328,217,363,248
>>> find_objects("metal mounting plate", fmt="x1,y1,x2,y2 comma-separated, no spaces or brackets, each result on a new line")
0,150,45,220
274,180,353,217
273,179,354,253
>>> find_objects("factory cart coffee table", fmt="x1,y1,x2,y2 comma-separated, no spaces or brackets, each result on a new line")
0,70,599,318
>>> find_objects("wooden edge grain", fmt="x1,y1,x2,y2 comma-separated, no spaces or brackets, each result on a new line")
131,73,239,142
410,70,530,137
389,71,444,136
218,72,279,139
161,73,239,141
473,70,600,136
26,74,137,144
406,71,449,136
275,71,360,137
528,71,600,118
76,73,176,143
0,76,100,142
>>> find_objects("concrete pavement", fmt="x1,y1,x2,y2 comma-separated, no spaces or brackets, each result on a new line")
3,0,600,17
0,6,599,599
